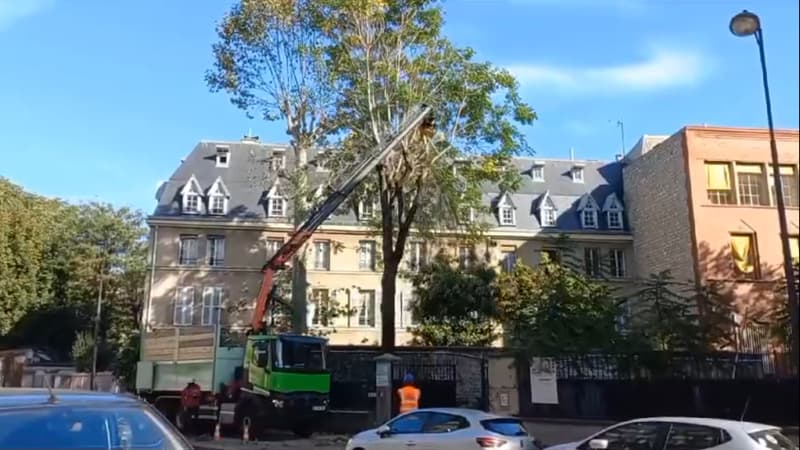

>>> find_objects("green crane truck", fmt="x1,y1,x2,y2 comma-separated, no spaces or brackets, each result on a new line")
136,105,434,439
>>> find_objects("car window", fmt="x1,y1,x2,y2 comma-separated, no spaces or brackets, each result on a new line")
0,404,190,449
579,421,667,450
422,412,470,433
481,418,529,437
664,423,731,450
749,429,798,450
389,412,428,434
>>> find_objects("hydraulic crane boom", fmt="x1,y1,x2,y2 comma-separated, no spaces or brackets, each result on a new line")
250,105,434,331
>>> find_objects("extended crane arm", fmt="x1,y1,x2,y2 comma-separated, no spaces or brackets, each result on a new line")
250,105,434,331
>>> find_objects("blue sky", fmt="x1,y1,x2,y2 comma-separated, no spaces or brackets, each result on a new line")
1,0,798,213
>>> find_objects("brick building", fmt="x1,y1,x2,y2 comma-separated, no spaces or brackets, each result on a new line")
624,125,800,348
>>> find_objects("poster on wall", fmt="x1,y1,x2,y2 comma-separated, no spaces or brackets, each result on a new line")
530,357,558,404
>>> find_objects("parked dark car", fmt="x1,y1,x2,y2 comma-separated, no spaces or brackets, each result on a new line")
0,388,193,449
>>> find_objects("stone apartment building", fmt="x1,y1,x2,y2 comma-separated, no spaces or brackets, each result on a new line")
624,125,800,348
143,137,635,346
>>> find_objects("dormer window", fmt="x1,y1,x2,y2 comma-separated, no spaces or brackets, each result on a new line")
180,175,203,215
216,146,230,168
571,165,585,183
537,191,557,228
577,193,599,229
603,193,625,230
359,201,376,221
207,177,230,215
531,162,545,182
270,151,286,171
495,193,516,226
265,183,286,218
459,207,476,224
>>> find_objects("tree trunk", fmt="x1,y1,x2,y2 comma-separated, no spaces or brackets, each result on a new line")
381,260,398,351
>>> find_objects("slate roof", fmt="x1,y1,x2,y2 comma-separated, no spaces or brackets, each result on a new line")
153,140,629,234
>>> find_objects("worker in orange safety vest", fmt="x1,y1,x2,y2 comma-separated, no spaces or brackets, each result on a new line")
397,372,421,415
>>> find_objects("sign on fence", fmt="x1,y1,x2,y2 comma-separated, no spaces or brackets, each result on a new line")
530,357,558,404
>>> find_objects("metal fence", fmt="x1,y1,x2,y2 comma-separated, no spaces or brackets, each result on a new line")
518,352,798,425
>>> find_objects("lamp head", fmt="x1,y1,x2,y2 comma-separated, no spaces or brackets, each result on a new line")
730,10,760,37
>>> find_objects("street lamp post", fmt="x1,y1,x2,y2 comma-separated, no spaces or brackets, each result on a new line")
730,10,800,370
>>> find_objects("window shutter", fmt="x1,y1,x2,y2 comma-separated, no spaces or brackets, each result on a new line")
202,287,213,325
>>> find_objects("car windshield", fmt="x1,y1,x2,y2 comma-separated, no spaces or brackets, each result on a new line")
749,429,798,450
481,418,529,436
0,404,191,449
277,338,325,370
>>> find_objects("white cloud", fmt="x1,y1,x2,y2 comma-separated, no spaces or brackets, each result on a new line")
0,0,54,30
507,47,711,95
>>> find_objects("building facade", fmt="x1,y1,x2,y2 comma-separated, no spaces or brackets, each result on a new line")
144,138,634,345
624,125,800,340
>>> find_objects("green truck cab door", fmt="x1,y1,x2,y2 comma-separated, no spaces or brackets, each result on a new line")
245,337,271,390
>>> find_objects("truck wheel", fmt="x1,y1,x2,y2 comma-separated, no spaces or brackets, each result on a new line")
292,423,312,438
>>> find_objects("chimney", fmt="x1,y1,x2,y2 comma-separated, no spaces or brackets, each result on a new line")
241,135,260,143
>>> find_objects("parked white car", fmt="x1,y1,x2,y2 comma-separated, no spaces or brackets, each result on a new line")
345,407,540,450
545,417,797,450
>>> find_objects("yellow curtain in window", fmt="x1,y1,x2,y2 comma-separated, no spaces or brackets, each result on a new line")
730,234,755,274
790,237,799,263
736,164,763,174
706,163,731,190
772,166,797,175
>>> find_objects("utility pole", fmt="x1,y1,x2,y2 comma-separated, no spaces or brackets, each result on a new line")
90,253,106,391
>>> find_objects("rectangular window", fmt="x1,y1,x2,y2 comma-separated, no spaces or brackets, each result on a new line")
581,210,597,228
771,165,799,208
268,197,285,217
500,246,517,273
266,238,283,259
207,236,225,267
584,248,601,277
210,196,226,215
736,164,767,206
730,233,758,278
609,249,626,278
541,208,557,227
607,211,623,229
540,249,560,265
357,290,376,327
531,166,544,182
360,202,375,220
270,152,285,171
184,194,200,213
458,245,471,269
499,207,515,226
313,241,330,270
216,147,230,168
173,287,195,326
407,241,427,271
705,162,735,204
179,235,199,266
359,240,376,271
790,236,799,263
311,288,330,326
201,287,224,326
572,167,584,183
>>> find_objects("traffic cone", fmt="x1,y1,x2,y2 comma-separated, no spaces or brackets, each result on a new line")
214,422,221,441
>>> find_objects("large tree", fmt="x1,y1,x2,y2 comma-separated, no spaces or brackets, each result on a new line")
318,0,535,349
208,0,338,331
408,253,499,346
208,0,535,349
496,261,622,357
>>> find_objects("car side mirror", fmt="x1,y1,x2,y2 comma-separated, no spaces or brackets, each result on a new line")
377,425,391,438
589,439,609,450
